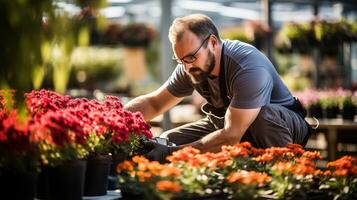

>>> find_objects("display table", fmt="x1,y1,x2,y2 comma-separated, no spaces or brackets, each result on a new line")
83,190,121,200
307,118,357,160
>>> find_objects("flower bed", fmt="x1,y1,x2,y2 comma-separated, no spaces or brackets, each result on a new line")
116,143,357,200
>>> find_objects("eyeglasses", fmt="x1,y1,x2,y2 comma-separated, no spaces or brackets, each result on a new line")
172,34,211,64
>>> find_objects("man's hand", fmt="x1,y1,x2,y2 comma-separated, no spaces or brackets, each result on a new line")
143,139,174,163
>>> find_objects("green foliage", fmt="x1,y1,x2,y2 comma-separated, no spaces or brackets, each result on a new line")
69,46,123,88
39,140,88,167
221,28,254,44
277,20,357,55
319,96,340,109
0,0,108,98
0,0,53,108
278,22,316,54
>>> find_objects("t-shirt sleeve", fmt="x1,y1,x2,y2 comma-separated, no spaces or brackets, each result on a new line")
230,67,273,109
164,64,194,97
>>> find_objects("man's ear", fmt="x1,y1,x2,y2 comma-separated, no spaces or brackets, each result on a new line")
210,35,218,50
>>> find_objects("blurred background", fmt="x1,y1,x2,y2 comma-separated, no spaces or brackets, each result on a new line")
1,0,357,161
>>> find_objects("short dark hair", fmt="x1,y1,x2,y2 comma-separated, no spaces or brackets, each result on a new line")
168,13,221,44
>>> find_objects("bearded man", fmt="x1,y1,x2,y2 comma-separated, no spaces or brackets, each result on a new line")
124,14,311,163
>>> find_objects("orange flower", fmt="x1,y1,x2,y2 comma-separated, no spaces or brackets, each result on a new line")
195,152,232,169
132,155,150,164
265,147,291,156
271,162,293,175
252,153,273,163
327,156,357,177
237,141,253,149
272,158,316,176
159,166,181,177
227,171,271,185
334,169,348,176
251,147,265,156
302,151,322,160
324,170,332,176
138,162,148,171
166,146,200,163
116,160,134,173
146,161,163,173
136,171,152,182
221,145,249,157
352,166,357,175
314,169,323,176
327,156,355,169
156,180,181,193
286,143,305,155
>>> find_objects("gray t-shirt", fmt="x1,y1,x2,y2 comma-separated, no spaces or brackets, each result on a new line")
164,40,294,109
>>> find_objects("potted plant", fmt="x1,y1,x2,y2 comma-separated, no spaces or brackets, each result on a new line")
336,89,356,121
25,89,153,196
279,22,317,55
30,109,90,200
319,90,340,119
314,20,350,57
0,109,40,200
295,89,323,118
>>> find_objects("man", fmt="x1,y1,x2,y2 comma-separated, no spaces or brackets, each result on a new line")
124,14,311,162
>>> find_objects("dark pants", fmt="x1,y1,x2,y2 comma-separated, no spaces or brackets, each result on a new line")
160,104,309,148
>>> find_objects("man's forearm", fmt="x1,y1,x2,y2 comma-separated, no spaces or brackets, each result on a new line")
124,95,159,121
176,128,243,153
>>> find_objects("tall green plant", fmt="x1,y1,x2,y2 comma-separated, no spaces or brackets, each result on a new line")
0,0,53,107
0,0,108,99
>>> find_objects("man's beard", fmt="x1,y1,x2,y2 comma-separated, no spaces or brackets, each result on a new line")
188,50,215,84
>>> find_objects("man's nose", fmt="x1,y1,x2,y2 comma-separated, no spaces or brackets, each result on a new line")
183,62,194,71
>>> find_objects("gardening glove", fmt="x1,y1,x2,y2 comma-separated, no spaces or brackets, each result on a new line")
143,139,174,163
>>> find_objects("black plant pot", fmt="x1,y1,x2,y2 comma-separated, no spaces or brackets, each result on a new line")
0,170,37,200
108,152,128,190
37,159,87,200
305,190,333,200
109,152,128,176
308,104,323,118
84,154,111,196
342,105,356,120
324,106,339,119
36,166,49,199
121,191,146,200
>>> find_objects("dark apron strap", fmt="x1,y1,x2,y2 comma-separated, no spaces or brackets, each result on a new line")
219,44,230,107
283,98,313,146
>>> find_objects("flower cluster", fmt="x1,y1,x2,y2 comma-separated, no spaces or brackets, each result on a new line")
295,88,357,109
294,88,357,119
24,90,152,166
318,156,357,199
104,22,156,47
1,89,153,171
117,142,357,200
0,110,39,173
117,156,181,199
